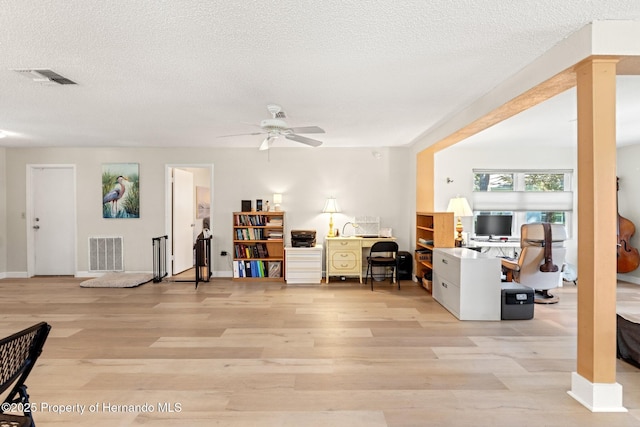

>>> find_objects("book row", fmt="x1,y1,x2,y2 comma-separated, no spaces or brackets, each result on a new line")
234,243,271,259
234,214,283,227
233,260,281,278
235,227,265,240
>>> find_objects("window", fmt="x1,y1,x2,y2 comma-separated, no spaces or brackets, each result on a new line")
472,169,573,236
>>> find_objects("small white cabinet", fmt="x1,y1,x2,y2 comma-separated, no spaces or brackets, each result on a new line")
432,247,501,321
285,245,323,284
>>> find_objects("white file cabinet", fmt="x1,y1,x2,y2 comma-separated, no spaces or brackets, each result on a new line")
285,245,323,284
432,247,502,320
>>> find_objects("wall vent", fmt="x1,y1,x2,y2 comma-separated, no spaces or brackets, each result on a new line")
12,68,77,85
88,237,124,272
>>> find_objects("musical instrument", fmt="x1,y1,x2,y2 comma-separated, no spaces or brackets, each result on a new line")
617,177,640,273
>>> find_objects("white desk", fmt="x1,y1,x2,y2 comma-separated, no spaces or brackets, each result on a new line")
467,239,520,258
325,236,396,283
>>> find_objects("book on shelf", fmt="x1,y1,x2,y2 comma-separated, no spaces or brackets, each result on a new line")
266,231,283,240
234,243,270,259
233,260,279,279
235,228,266,240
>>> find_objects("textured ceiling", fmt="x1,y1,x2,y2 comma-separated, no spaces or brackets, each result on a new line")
1,1,640,150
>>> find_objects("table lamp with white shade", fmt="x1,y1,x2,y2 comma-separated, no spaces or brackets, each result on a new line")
322,197,340,237
273,193,282,211
447,196,473,247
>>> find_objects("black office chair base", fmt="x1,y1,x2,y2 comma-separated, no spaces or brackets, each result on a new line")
534,289,559,304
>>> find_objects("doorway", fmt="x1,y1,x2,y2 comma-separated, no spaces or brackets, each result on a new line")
27,165,77,276
165,164,213,277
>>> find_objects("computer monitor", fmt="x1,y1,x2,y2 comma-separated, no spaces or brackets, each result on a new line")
475,215,512,238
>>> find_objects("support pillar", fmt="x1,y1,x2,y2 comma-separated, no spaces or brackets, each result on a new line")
569,58,626,412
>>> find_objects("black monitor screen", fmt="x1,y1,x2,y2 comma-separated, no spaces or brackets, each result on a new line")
475,215,512,237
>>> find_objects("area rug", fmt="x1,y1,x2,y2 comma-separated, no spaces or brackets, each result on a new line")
80,272,154,288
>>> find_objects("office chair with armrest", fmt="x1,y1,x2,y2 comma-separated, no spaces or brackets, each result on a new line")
365,241,400,291
501,223,567,304
1,322,51,427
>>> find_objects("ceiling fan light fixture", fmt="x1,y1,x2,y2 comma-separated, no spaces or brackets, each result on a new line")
259,135,276,151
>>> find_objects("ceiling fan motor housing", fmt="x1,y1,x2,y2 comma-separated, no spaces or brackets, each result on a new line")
260,118,289,132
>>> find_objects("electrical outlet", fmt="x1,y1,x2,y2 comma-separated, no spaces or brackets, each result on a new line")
220,251,228,256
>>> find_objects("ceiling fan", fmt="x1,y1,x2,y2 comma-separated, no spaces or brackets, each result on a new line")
221,104,325,150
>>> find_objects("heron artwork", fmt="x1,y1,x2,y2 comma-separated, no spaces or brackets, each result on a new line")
103,175,129,217
101,163,140,218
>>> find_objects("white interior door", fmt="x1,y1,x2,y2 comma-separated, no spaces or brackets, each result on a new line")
172,168,195,274
31,167,76,275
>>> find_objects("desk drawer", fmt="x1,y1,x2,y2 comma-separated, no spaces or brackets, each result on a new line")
329,251,358,273
433,275,461,318
433,250,460,284
329,240,360,250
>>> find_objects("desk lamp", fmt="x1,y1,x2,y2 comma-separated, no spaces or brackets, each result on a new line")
342,222,359,236
446,196,473,247
322,197,340,237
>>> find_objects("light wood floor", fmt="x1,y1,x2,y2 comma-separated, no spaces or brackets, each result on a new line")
1,276,639,426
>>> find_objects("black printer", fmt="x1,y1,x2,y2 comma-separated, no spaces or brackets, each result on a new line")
291,230,316,247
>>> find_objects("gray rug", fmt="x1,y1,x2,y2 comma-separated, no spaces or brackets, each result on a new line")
80,272,154,288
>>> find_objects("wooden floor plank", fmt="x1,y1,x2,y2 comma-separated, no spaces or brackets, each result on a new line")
0,277,638,426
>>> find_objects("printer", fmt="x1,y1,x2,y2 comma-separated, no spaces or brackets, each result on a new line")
291,230,316,247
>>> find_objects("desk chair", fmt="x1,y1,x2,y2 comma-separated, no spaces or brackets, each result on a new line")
365,241,400,291
1,322,51,427
501,223,567,304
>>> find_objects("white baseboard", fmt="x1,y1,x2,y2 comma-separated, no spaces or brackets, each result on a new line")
212,270,233,278
76,270,153,278
617,274,640,285
568,372,627,412
5,271,29,278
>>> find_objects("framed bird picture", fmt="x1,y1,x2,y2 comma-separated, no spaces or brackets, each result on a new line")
102,163,140,218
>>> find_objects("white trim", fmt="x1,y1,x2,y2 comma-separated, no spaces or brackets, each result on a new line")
164,164,214,278
568,372,627,412
5,271,29,278
617,274,640,286
76,270,153,278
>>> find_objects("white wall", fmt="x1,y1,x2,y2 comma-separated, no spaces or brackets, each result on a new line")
434,144,578,267
3,146,411,277
617,144,640,284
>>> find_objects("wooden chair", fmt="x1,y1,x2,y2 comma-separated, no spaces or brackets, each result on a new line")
365,241,400,291
0,322,51,427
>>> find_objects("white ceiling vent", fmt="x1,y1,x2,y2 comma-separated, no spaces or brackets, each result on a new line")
12,68,77,85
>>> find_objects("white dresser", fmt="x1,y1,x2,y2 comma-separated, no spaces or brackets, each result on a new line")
284,245,323,284
432,247,502,321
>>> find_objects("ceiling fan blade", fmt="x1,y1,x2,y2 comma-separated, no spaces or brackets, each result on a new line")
288,126,325,134
285,133,323,147
216,131,265,138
